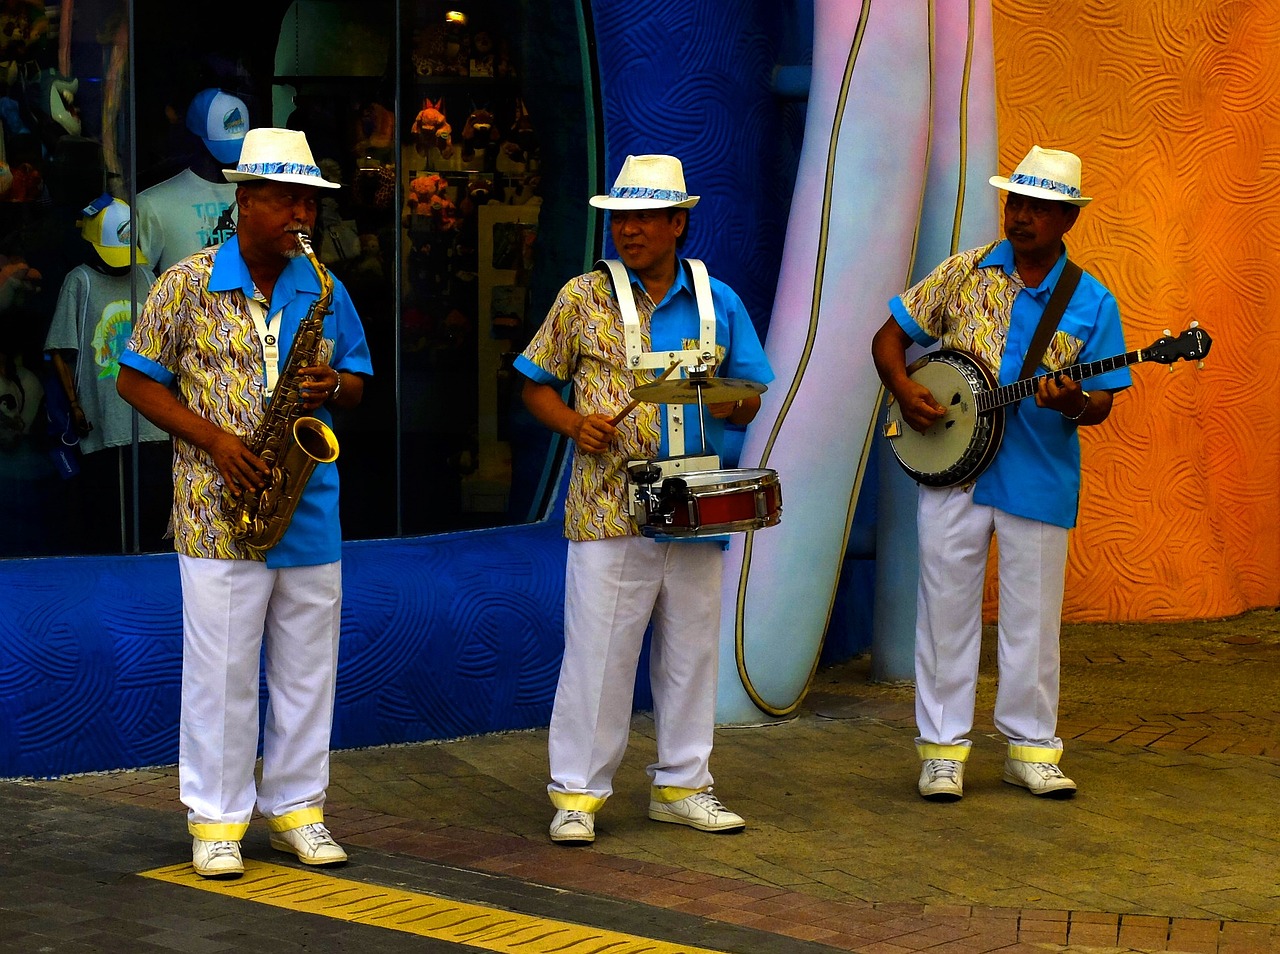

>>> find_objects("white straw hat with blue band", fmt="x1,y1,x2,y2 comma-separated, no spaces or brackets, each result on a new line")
989,145,1091,207
589,154,699,210
223,127,340,189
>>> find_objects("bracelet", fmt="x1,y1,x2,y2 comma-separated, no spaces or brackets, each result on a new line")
1063,390,1090,421
330,373,343,402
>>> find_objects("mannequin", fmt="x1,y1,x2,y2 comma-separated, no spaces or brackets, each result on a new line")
44,196,169,552
136,89,247,274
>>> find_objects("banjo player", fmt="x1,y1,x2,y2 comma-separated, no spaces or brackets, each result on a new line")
870,145,1133,802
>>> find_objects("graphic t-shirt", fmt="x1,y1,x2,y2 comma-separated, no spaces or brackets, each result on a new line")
136,168,238,273
44,264,167,453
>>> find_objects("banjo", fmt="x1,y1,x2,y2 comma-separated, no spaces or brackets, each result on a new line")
883,324,1212,488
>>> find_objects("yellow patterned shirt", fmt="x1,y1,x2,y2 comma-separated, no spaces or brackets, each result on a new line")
891,240,1081,376
889,239,1132,527
518,269,664,541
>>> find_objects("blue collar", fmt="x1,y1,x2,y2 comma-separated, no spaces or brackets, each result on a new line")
209,235,323,300
623,257,693,306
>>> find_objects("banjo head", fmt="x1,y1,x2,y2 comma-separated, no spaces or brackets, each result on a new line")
884,351,1001,487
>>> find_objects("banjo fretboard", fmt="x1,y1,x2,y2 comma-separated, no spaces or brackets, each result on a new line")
975,349,1149,414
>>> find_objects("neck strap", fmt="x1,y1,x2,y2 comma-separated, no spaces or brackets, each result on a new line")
1018,260,1083,380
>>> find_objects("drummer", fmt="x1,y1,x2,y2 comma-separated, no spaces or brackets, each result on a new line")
516,154,773,846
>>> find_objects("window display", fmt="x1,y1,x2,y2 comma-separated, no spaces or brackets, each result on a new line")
0,0,591,559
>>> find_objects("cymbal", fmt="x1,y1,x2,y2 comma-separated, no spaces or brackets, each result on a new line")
630,375,767,405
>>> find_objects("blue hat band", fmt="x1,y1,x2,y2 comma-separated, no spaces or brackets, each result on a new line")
609,186,689,202
236,161,324,179
1009,172,1081,199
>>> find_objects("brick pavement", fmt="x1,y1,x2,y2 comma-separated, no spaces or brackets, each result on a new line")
7,611,1280,952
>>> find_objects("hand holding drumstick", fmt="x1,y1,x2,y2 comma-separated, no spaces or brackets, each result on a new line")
609,361,680,426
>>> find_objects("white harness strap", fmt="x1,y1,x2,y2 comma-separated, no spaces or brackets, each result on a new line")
598,258,718,458
246,292,284,396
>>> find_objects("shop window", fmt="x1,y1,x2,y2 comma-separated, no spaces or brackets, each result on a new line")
0,0,159,558
0,0,592,559
398,1,547,535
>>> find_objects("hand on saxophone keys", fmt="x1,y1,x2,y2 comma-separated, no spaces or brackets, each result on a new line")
299,363,342,411
208,429,269,498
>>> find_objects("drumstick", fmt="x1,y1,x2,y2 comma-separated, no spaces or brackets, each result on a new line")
609,362,679,426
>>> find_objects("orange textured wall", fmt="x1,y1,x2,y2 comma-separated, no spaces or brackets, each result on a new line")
986,1,1280,621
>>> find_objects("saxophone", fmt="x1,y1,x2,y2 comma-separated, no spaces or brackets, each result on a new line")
226,232,341,551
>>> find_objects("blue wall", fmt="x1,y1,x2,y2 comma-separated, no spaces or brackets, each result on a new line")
0,524,567,778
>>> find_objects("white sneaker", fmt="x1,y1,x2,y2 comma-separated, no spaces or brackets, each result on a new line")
549,809,595,844
648,790,745,833
918,758,964,801
270,822,349,865
1003,758,1077,798
192,838,243,878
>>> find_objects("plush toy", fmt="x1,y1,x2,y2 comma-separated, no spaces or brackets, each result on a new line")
497,99,536,172
469,31,494,76
406,172,449,215
22,68,80,152
0,0,49,76
411,97,448,155
465,176,494,205
426,193,458,231
355,101,395,160
410,24,446,77
442,17,470,76
461,107,498,165
351,232,383,282
494,38,516,79
506,174,541,206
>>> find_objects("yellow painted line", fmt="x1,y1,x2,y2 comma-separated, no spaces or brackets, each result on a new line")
141,860,734,954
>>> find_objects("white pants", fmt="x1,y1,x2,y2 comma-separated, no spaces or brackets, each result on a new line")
914,485,1068,757
548,536,723,808
177,555,342,839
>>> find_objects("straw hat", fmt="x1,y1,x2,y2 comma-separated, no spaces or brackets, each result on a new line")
989,145,1091,207
589,154,699,210
223,128,339,189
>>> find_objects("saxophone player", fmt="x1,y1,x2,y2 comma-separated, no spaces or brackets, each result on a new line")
118,128,372,878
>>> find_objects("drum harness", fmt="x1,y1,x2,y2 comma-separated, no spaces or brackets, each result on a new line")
598,258,720,527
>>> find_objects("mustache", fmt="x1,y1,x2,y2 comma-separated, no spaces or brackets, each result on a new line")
284,229,314,257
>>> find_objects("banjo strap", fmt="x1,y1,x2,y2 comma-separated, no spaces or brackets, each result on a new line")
1017,260,1083,380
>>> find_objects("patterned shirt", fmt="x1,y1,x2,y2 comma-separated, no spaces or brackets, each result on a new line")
120,236,373,566
893,241,1088,378
890,240,1131,528
516,262,772,542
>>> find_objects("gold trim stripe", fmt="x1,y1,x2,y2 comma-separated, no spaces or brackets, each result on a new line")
732,0,875,719
141,860,734,954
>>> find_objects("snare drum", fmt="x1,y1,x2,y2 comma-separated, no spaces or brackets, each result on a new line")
633,468,783,537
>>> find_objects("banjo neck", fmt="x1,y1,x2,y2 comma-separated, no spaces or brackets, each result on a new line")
975,349,1147,414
